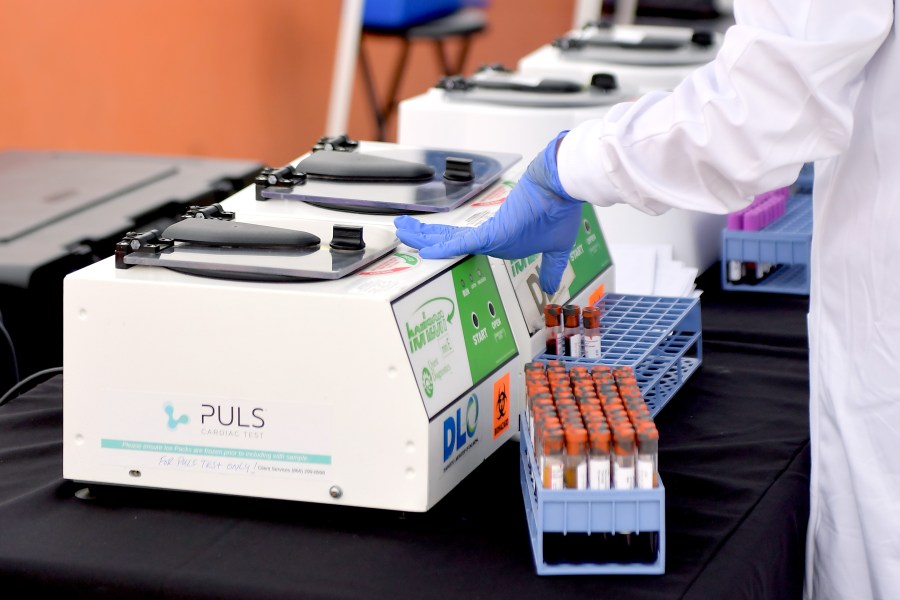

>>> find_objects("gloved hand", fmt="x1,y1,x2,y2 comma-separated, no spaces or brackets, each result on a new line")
394,131,584,294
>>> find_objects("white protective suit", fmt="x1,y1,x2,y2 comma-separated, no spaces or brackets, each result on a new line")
556,1,899,599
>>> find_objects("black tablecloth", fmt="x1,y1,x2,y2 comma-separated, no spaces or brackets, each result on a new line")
0,272,810,599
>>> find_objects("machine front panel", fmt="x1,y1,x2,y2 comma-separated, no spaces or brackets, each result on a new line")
392,254,518,419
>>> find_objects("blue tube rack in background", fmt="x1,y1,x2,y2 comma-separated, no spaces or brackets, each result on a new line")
521,293,701,575
720,163,814,295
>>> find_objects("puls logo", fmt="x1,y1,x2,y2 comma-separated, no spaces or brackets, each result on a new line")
163,403,266,431
200,404,265,428
164,403,189,430
443,394,479,462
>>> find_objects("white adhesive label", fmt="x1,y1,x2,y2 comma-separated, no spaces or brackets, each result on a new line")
575,462,587,490
728,260,743,282
589,457,610,490
613,461,635,490
547,461,564,490
567,334,582,357
583,335,601,359
555,333,564,357
637,456,655,489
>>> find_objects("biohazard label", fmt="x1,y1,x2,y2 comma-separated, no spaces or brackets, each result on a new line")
492,372,511,439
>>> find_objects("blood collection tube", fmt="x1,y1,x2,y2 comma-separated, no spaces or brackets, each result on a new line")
582,306,602,359
612,426,636,490
588,427,611,490
563,304,582,357
555,393,577,408
619,387,643,404
613,366,636,380
549,372,570,388
596,380,618,396
591,364,613,380
524,361,546,374
564,428,589,489
574,386,597,406
569,365,589,379
526,377,550,393
727,259,745,283
558,410,578,429
536,416,561,475
627,404,651,423
636,425,660,489
581,404,605,420
544,304,563,355
528,392,553,437
542,429,565,490
547,366,569,384
605,403,628,420
531,397,556,445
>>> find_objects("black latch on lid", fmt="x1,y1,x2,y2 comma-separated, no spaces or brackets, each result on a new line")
182,203,235,220
444,157,474,183
590,73,618,92
691,31,713,47
330,225,366,251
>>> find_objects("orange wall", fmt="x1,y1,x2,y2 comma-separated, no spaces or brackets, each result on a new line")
0,0,575,167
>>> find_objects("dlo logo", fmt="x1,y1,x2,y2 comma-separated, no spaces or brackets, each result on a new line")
164,403,189,430
443,394,478,461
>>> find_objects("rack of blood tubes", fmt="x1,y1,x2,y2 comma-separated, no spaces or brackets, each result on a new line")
524,361,659,492
720,175,813,295
725,187,789,285
520,360,664,572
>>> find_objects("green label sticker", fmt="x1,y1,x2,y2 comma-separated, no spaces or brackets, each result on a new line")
567,203,612,297
404,297,455,355
451,255,518,383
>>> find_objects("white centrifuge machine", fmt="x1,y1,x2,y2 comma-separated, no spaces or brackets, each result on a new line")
63,136,616,512
400,27,727,274
518,21,723,94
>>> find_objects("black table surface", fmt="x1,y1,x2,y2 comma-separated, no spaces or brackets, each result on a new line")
0,270,811,599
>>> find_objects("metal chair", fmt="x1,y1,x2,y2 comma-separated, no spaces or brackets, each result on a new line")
358,7,488,141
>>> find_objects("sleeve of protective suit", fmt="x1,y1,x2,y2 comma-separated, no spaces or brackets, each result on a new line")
557,0,893,216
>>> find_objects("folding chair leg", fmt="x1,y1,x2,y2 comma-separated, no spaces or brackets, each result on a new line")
357,41,386,142
432,35,474,77
453,35,474,75
382,38,411,137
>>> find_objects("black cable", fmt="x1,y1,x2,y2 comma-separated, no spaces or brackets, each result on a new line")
0,318,19,386
0,366,63,408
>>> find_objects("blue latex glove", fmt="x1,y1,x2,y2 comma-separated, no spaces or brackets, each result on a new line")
394,132,584,294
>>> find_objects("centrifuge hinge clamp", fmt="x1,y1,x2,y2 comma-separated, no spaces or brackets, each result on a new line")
312,134,359,153
181,203,235,221
255,165,307,200
114,230,173,269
